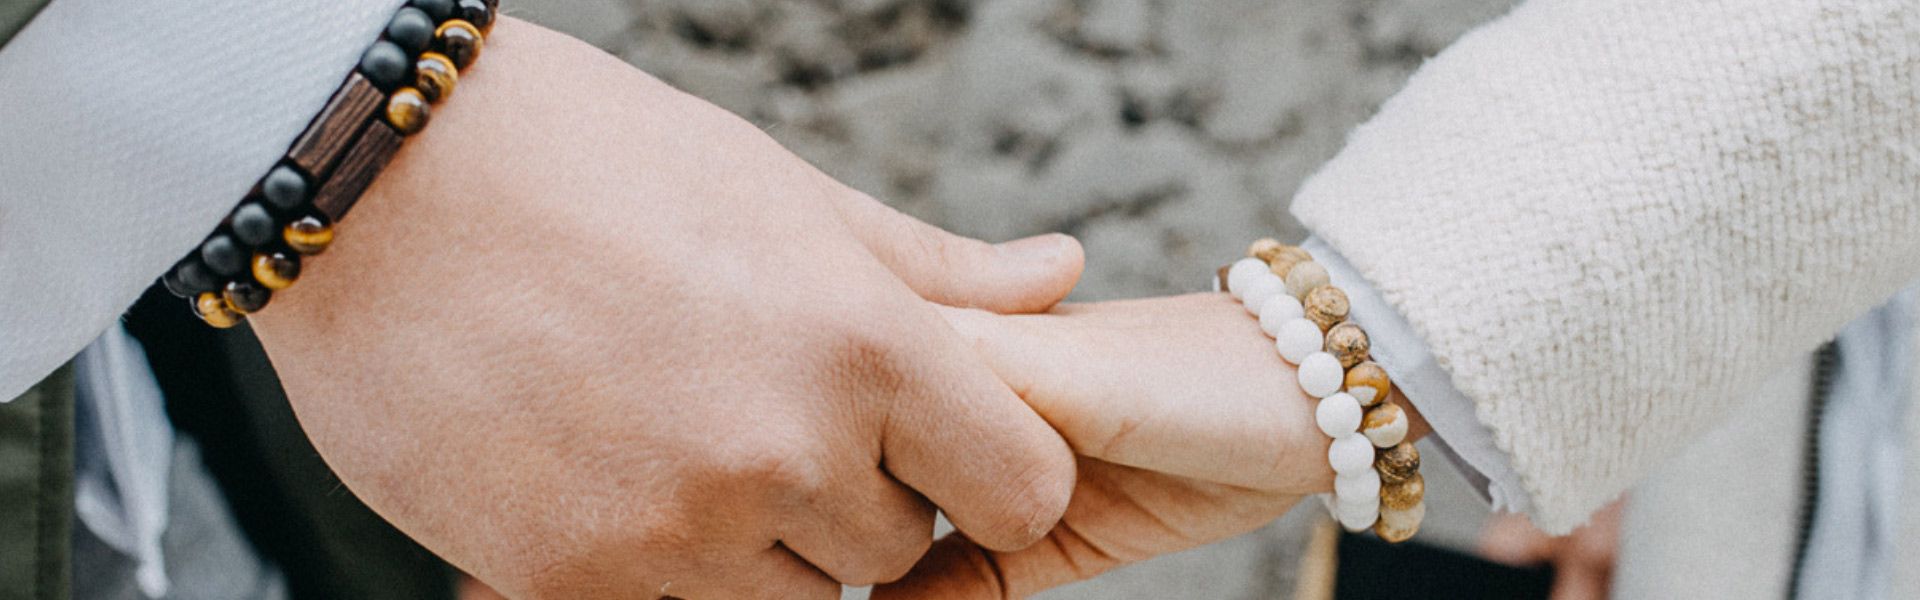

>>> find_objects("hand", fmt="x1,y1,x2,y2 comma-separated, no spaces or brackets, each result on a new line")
1479,499,1622,600
875,295,1427,598
251,19,1083,599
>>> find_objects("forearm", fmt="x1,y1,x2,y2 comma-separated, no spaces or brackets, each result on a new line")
0,0,403,400
1292,0,1920,532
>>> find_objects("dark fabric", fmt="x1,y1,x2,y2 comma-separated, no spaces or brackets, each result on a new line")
124,286,456,600
0,364,74,600
0,0,49,49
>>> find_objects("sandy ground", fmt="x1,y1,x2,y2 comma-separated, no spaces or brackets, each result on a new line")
514,1,1517,597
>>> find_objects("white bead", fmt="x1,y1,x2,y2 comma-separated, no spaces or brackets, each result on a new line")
1335,468,1382,500
1315,393,1363,438
1240,273,1285,315
1258,294,1305,337
1297,352,1344,398
1336,496,1380,532
1274,319,1323,364
1328,433,1376,475
1226,258,1267,300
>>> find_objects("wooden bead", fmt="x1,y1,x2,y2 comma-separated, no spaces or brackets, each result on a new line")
284,215,335,255
415,52,458,103
1213,264,1231,293
252,252,301,291
1267,246,1312,278
1247,238,1285,261
1362,403,1410,448
1374,502,1424,543
436,19,484,70
1304,286,1350,332
1344,362,1392,408
194,292,243,329
387,87,432,135
1324,322,1370,368
1376,441,1421,484
288,74,383,177
223,281,271,315
1285,261,1330,300
313,121,403,222
1380,473,1425,511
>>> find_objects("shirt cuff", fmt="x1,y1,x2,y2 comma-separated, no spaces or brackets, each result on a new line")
1304,237,1535,514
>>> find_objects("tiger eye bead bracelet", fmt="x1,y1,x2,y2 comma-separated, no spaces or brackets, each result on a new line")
161,0,498,327
1219,239,1426,543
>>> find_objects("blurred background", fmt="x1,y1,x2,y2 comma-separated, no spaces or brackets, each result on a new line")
501,0,1520,597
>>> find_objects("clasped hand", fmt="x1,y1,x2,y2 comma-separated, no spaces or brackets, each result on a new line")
249,18,1402,600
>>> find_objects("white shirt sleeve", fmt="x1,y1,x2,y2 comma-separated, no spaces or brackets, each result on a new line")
0,0,404,401
1304,237,1537,516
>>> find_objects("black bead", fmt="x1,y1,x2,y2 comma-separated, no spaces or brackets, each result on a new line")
411,0,456,22
200,234,247,276
230,203,278,247
262,165,309,212
359,41,413,92
223,281,272,314
172,258,220,296
387,7,436,55
456,0,493,32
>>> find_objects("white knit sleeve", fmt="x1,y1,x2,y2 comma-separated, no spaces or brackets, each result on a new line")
0,0,404,401
1290,0,1920,533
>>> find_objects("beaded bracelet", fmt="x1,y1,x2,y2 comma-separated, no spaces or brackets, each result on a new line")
159,0,499,328
1216,239,1426,542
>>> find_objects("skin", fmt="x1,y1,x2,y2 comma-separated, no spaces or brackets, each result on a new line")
252,18,1087,599
875,295,1428,598
1480,498,1623,600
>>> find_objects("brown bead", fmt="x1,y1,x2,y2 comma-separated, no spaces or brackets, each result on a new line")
223,281,272,315
1247,238,1285,261
386,87,431,135
1345,362,1393,408
1362,403,1410,448
1374,503,1424,543
1267,246,1312,278
414,52,459,103
1376,441,1421,485
1305,286,1351,332
1284,261,1330,300
436,19,484,70
1216,264,1233,293
284,215,335,255
1380,473,1425,511
252,252,302,291
194,292,243,329
1324,322,1370,368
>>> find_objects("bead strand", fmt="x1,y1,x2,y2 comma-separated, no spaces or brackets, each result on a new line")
1220,238,1426,542
161,0,497,327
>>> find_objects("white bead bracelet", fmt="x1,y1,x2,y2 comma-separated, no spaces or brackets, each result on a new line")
1221,239,1426,542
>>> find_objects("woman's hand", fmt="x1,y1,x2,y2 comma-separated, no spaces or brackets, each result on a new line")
875,294,1426,598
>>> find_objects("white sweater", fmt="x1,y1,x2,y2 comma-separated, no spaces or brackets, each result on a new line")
1293,0,1920,536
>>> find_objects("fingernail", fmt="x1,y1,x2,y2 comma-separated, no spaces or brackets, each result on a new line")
995,234,1070,261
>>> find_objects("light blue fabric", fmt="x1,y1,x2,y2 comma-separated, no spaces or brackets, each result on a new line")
1308,237,1907,598
72,326,173,598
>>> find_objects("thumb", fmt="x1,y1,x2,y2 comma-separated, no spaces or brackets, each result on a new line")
837,190,1084,313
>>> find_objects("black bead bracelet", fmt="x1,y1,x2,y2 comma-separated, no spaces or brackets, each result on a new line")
161,0,498,328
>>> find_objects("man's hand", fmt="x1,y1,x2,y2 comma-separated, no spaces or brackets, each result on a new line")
875,295,1427,598
251,19,1082,599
